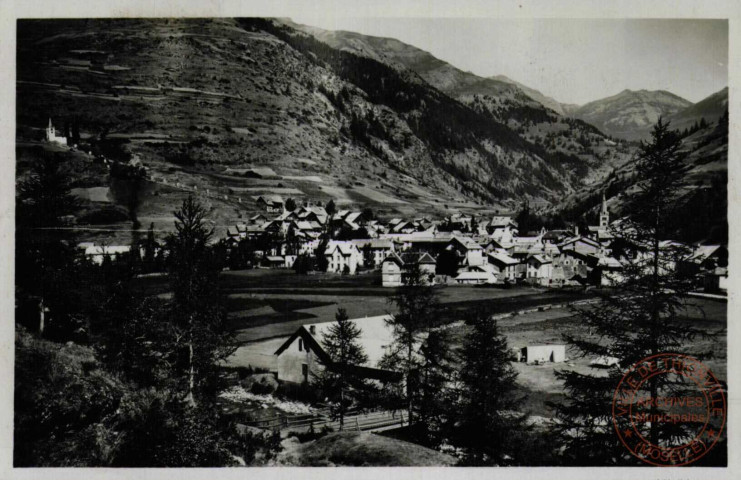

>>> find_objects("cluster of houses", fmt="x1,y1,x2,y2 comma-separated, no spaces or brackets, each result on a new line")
224,196,729,292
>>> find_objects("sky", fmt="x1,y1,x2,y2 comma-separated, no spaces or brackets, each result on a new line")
289,17,728,105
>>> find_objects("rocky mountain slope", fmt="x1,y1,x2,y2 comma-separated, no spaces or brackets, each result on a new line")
17,19,620,215
290,20,636,192
667,87,728,134
556,114,728,243
570,89,693,141
490,74,567,116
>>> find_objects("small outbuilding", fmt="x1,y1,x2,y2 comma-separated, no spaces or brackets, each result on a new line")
520,344,566,363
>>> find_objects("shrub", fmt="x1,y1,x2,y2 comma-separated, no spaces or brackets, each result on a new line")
275,382,321,404
250,381,274,395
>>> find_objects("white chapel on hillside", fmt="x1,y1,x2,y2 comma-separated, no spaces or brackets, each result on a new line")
45,118,68,146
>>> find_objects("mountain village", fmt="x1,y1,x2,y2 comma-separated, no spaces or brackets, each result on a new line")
79,187,728,293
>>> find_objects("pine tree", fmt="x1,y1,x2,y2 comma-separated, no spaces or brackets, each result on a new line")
285,223,299,256
455,311,526,465
16,155,81,338
314,238,329,272
435,249,460,277
379,261,438,424
415,328,457,447
71,118,81,145
361,243,375,269
315,308,372,430
325,199,336,218
550,118,707,465
285,197,297,212
469,215,479,234
166,196,235,406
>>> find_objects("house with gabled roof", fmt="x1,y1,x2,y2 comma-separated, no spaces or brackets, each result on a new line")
274,315,403,384
447,235,485,267
297,206,328,225
686,245,728,270
542,229,572,245
558,236,601,256
388,218,402,225
487,216,518,235
249,213,268,225
381,251,436,287
487,250,520,282
352,239,395,267
391,221,416,234
551,249,597,286
226,225,241,239
596,256,624,286
482,238,505,253
255,195,284,213
244,224,266,239
526,254,553,286
324,241,362,274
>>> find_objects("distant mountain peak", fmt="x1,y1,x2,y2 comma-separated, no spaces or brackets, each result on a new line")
572,89,693,141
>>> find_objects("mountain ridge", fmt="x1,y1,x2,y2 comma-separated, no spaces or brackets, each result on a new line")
570,89,693,141
667,87,728,134
489,74,568,116
287,20,637,188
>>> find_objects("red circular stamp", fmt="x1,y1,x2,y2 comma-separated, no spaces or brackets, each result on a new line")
612,353,726,466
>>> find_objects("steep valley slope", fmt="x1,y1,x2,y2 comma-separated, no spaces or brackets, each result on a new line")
18,18,638,243
293,20,637,190
556,116,728,243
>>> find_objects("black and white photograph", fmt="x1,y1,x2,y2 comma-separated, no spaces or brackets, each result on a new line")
4,0,738,475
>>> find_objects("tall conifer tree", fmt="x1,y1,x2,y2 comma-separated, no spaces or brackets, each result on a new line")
379,261,438,424
551,119,709,465
455,312,525,465
315,308,371,430
166,196,234,405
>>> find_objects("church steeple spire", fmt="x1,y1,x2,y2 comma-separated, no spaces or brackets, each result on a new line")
599,193,609,228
